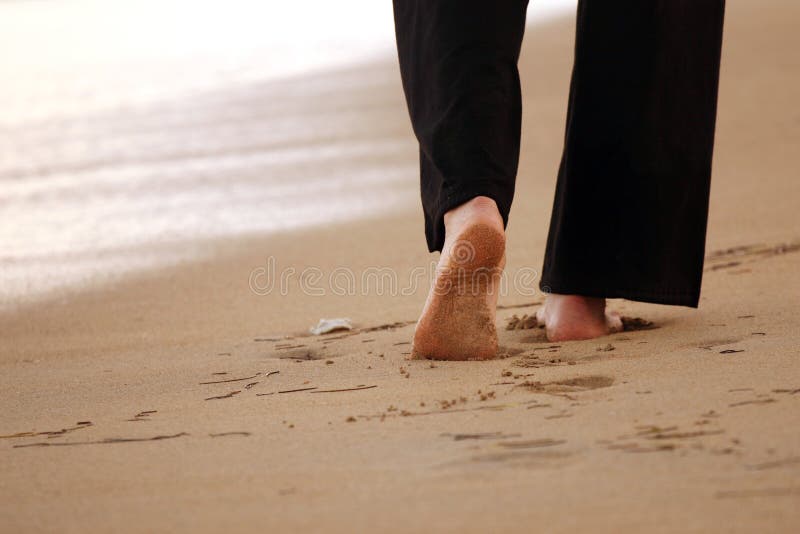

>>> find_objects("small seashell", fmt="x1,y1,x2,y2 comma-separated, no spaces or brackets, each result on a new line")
309,318,353,335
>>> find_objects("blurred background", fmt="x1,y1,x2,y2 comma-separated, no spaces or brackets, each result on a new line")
0,0,576,307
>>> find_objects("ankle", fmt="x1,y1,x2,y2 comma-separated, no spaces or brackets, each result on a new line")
549,294,605,311
543,294,608,325
443,196,503,234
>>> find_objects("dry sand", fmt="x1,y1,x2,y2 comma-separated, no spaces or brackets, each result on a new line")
2,1,800,532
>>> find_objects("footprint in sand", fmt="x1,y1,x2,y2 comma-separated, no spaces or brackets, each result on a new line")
273,347,329,361
705,241,800,272
463,448,573,469
692,338,743,350
518,375,615,395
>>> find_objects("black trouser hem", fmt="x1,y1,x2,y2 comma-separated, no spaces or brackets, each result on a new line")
538,278,700,308
426,181,513,253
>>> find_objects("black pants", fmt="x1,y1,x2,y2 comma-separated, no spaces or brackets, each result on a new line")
392,0,725,307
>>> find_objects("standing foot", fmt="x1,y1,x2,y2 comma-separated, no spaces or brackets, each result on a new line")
536,294,622,342
412,197,505,360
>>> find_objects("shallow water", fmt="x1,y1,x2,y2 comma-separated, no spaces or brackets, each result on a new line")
0,0,575,306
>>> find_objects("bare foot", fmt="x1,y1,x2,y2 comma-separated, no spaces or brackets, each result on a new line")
412,197,505,360
536,294,622,342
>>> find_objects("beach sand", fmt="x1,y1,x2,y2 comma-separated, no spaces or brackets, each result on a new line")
2,1,799,532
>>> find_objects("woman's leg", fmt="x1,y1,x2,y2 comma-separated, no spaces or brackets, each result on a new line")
392,0,529,253
392,0,529,359
539,1,726,340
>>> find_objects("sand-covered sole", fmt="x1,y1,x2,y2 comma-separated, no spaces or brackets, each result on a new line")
411,223,505,360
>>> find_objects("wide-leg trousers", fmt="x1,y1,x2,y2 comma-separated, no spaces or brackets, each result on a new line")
392,0,726,307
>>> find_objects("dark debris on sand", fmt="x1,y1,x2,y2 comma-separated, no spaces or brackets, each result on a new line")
620,317,657,331
505,314,539,331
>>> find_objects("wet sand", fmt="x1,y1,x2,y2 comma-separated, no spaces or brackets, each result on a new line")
2,1,800,532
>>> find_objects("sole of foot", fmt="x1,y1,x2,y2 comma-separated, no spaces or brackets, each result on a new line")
536,294,622,342
412,222,505,360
